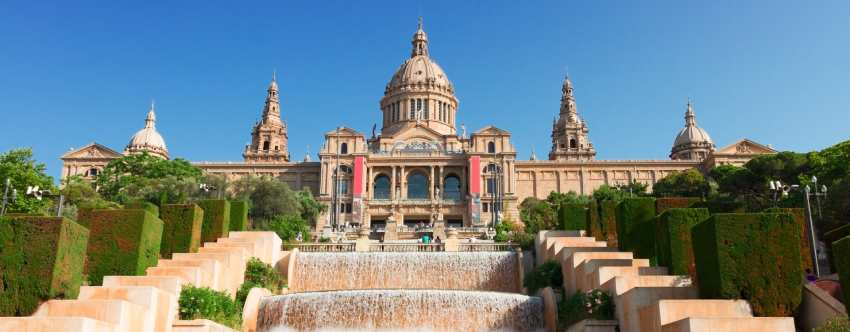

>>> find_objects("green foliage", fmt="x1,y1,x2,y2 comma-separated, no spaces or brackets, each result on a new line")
586,200,603,240
256,214,310,242
228,200,249,232
616,197,657,264
160,204,203,258
295,189,325,226
765,208,813,274
523,260,563,295
0,216,89,316
519,197,556,234
655,208,710,277
832,236,850,306
0,148,56,213
125,200,160,217
813,316,850,332
825,223,850,272
196,200,231,243
95,152,202,205
598,200,619,248
547,191,590,210
691,213,802,316
236,258,283,306
655,197,701,214
690,195,746,214
592,184,628,203
559,203,588,231
653,169,710,198
232,175,300,222
493,219,535,250
178,286,241,329
60,176,119,211
558,289,615,330
85,209,163,285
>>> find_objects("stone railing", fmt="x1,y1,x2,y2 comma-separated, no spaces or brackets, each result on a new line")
282,243,355,252
368,243,445,252
458,243,520,252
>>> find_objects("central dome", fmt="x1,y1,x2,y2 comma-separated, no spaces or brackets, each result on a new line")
125,102,169,159
386,55,453,93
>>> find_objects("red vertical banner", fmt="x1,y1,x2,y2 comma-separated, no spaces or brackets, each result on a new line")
468,156,481,225
352,156,365,225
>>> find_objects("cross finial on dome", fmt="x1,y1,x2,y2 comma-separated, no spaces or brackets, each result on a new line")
418,16,423,30
145,100,156,129
272,69,277,82
411,17,429,57
685,98,697,126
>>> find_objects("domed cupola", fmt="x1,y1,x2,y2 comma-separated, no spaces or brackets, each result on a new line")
125,101,169,159
380,18,458,136
670,100,715,161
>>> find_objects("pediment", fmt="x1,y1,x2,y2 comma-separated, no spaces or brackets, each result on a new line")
323,126,363,137
388,123,445,141
61,143,123,159
715,139,777,155
472,125,511,136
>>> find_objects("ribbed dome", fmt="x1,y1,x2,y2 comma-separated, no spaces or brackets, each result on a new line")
673,124,712,147
386,55,453,93
125,103,169,159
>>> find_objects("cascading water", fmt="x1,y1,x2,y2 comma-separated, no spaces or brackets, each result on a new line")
289,252,520,293
257,289,546,332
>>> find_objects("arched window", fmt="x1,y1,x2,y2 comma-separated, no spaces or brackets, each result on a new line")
373,175,391,200
443,175,461,200
340,142,348,154
409,99,416,119
488,142,496,153
407,172,428,199
336,165,352,195
262,141,270,151
569,139,577,149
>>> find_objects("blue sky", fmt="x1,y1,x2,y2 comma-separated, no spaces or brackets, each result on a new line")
1,1,848,180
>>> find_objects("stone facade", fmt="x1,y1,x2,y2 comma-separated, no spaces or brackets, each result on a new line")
60,20,776,238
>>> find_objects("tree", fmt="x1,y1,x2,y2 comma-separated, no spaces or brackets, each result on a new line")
653,169,710,197
519,197,557,234
295,189,325,226
546,191,589,210
233,176,301,221
0,148,55,213
259,214,311,242
60,175,119,209
95,152,202,204
592,184,627,202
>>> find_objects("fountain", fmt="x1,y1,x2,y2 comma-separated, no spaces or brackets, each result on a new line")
288,252,521,293
257,289,546,332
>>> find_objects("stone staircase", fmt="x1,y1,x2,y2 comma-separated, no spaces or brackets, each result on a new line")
538,231,796,332
0,231,282,332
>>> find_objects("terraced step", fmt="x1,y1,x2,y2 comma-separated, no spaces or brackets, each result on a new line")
661,316,795,332
0,317,115,332
146,265,203,287
78,285,176,332
157,258,222,289
638,299,753,332
34,299,147,332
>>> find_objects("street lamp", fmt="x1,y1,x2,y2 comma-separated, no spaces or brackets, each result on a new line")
1,178,17,216
768,179,828,277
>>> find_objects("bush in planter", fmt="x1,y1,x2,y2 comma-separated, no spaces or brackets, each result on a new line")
833,235,850,305
85,209,163,286
196,199,231,243
655,197,701,214
813,316,850,332
229,200,249,232
523,260,563,295
236,257,284,306
159,204,203,258
616,197,657,263
178,285,241,329
558,288,614,330
765,207,814,274
654,208,710,277
599,200,619,248
559,203,588,231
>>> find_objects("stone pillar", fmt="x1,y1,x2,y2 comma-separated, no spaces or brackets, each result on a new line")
444,228,460,252
400,166,406,199
438,166,444,199
391,166,397,200
354,228,371,252
430,165,435,200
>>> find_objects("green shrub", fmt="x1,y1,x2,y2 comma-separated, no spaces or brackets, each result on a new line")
813,316,850,332
160,204,203,258
655,208,710,277
690,196,746,213
523,260,563,295
833,236,850,305
229,200,249,232
765,207,813,274
586,200,603,240
655,197,700,214
85,209,163,285
256,215,310,242
616,197,657,264
236,258,283,306
0,217,89,316
824,223,850,272
558,289,614,330
559,203,587,231
125,200,160,218
599,200,619,248
196,200,231,243
692,213,802,316
178,285,241,329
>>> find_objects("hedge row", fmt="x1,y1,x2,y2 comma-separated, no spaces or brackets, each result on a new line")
692,213,802,316
655,197,701,214
616,197,657,265
833,236,850,305
599,200,618,248
655,208,710,277
86,209,163,285
160,204,204,259
559,203,588,231
229,200,249,232
196,200,231,243
0,217,89,316
824,223,850,272
765,208,814,274
125,200,160,217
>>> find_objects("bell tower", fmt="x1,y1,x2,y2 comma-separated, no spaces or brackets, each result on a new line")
244,71,290,163
549,74,596,161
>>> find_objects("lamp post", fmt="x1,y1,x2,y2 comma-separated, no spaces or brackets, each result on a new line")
1,178,11,216
768,179,828,277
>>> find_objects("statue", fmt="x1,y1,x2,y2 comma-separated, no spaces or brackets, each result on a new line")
371,124,377,138
461,124,467,139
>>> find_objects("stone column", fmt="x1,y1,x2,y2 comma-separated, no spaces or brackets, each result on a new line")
391,166,397,200
438,166,444,199
430,165,435,200
400,166,406,199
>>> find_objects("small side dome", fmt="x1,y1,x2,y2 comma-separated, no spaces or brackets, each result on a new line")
125,102,169,159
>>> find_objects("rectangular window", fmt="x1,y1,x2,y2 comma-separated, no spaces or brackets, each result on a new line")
409,99,415,119
483,203,489,213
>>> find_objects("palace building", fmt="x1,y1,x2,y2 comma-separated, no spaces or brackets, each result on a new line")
60,21,776,239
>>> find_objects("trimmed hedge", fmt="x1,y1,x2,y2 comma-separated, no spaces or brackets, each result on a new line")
559,203,588,231
86,209,164,285
0,217,89,316
600,200,619,248
616,197,657,264
833,236,850,305
228,200,249,232
197,200,231,243
692,213,802,316
586,200,603,240
765,208,814,275
125,200,160,217
690,198,746,214
160,204,204,258
655,197,701,214
825,223,850,272
655,208,710,277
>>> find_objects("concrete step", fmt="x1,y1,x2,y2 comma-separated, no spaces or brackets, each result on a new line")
0,317,116,332
217,237,262,259
102,275,182,297
197,247,247,294
34,299,147,332
639,266,669,275
561,251,635,295
639,300,753,332
78,285,176,332
546,239,608,263
602,275,693,296
173,251,239,296
173,319,237,332
227,231,282,265
610,287,700,332
146,266,203,287
158,258,222,289
575,259,651,293
661,317,796,332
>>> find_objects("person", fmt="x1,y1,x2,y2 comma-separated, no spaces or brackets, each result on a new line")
434,236,441,244
805,268,817,283
423,234,430,244
295,231,303,243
